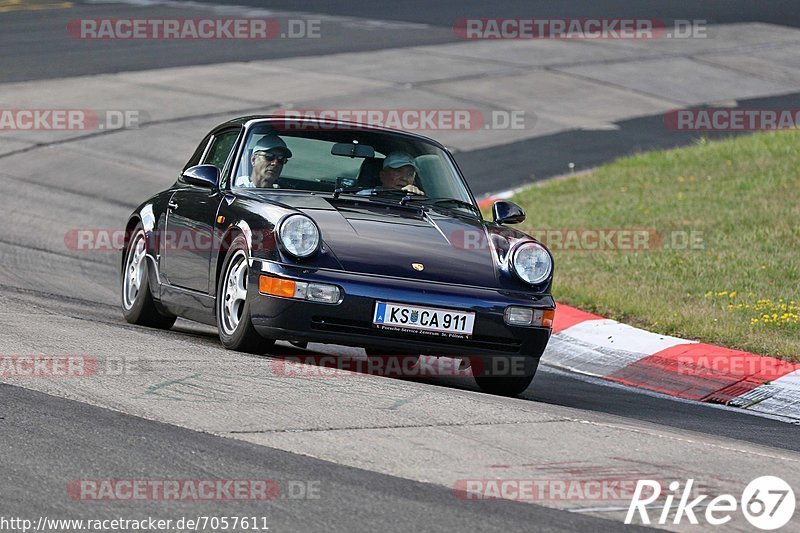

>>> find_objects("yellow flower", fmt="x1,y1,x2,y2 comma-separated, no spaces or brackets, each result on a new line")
729,291,737,298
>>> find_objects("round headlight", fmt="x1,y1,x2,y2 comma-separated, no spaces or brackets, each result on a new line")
512,242,552,285
279,215,320,258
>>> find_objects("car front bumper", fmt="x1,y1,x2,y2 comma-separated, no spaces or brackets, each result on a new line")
248,259,554,363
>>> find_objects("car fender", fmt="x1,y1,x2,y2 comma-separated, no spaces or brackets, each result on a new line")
484,223,554,292
123,192,173,295
211,214,279,297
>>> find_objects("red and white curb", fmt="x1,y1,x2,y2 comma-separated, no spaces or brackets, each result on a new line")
480,188,799,420
477,189,519,210
542,305,800,422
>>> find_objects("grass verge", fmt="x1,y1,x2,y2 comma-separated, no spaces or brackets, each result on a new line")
510,130,799,361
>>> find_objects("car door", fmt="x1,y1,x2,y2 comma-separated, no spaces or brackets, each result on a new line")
162,128,240,292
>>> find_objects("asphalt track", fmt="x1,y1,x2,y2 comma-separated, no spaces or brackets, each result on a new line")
1,383,647,533
6,1,800,194
197,0,800,29
0,1,453,83
5,0,798,83
1,1,800,532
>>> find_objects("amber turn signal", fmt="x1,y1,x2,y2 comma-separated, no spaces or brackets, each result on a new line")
259,275,295,298
542,309,555,328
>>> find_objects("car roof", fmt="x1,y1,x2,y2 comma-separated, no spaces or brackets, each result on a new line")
212,115,449,150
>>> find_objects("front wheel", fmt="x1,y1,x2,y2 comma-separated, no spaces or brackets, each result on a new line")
121,223,177,329
216,235,274,354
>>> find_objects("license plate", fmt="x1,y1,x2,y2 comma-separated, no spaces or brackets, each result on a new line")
373,302,475,338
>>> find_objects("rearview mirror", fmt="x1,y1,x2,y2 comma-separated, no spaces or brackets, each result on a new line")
181,164,219,189
492,200,526,225
331,142,375,158
336,176,358,189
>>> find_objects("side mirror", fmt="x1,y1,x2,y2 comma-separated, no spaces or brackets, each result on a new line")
492,200,526,225
181,164,219,189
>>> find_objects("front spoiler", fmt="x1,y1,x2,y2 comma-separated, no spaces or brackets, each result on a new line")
248,259,554,363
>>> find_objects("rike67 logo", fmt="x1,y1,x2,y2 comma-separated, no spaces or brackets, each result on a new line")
626,476,795,530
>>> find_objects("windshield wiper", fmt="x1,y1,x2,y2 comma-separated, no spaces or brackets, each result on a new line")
403,197,481,217
333,186,413,198
334,187,424,202
332,189,477,217
333,186,371,198
331,189,426,213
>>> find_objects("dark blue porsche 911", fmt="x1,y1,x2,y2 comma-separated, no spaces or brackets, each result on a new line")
121,115,555,395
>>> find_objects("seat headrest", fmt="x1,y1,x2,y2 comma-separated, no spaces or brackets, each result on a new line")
357,157,385,187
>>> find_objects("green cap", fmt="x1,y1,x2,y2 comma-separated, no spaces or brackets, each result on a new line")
382,151,417,171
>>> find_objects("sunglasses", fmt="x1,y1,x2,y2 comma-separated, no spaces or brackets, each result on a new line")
254,151,289,165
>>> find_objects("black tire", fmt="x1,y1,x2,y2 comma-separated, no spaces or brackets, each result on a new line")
216,235,274,354
121,222,177,329
473,356,538,396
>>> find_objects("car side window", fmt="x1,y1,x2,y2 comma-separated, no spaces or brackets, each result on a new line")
183,134,212,171
203,130,240,171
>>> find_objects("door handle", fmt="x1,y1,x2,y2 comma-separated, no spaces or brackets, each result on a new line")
168,200,179,210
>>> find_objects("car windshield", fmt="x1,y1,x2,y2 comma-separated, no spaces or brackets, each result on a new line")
231,121,475,210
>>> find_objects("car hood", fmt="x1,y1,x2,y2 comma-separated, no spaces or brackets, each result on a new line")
253,193,500,285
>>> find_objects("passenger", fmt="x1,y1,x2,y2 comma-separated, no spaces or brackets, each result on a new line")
379,151,424,195
241,135,292,188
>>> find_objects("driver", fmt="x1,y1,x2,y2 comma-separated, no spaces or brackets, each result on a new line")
240,135,292,188
379,151,424,195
